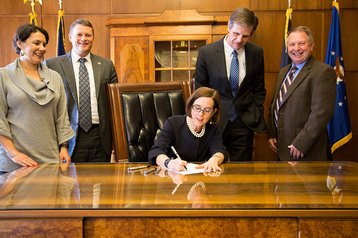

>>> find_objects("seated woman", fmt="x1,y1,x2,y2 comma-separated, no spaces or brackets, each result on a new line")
148,87,228,172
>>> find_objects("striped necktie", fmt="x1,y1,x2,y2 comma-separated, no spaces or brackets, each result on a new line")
78,58,92,132
274,66,298,127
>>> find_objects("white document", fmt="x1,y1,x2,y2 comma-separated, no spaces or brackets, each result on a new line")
164,163,204,175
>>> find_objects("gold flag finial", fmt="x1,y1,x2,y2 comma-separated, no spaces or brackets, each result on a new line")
24,0,43,25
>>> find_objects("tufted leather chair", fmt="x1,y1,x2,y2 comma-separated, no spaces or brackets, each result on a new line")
108,81,191,162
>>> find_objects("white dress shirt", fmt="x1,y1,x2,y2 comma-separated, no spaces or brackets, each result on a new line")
71,51,99,124
223,35,246,87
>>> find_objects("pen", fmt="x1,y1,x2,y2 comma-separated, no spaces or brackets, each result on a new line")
170,146,187,170
127,165,150,172
171,184,180,195
155,166,162,175
142,167,156,176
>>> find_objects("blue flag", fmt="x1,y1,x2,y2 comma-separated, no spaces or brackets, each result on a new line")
56,9,66,56
325,2,352,153
280,8,292,68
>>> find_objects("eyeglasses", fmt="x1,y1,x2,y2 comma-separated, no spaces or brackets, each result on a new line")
192,105,214,114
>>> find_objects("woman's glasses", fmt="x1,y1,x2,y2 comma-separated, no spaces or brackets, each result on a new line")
192,104,214,114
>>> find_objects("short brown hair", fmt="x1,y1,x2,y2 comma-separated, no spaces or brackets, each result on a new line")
228,8,259,35
69,18,94,36
186,87,221,124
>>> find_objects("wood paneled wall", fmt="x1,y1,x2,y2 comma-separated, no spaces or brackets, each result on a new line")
0,0,357,161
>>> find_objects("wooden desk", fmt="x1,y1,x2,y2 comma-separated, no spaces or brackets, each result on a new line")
0,162,357,237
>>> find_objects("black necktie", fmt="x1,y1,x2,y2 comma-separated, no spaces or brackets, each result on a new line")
78,58,92,132
230,50,239,97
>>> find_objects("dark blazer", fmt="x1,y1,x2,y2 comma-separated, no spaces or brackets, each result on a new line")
267,56,336,161
46,52,118,156
148,115,228,164
195,39,266,133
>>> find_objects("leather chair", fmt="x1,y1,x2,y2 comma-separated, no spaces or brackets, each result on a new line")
108,81,191,162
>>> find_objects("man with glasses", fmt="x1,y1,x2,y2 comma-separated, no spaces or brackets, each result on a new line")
195,7,266,161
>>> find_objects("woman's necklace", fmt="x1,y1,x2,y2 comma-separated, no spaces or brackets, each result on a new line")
186,117,206,138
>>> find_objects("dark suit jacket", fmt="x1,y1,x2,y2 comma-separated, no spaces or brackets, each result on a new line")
148,115,228,164
195,39,266,133
267,56,336,161
45,52,118,156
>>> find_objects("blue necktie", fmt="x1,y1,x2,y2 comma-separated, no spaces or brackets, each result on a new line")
230,50,239,97
78,58,92,132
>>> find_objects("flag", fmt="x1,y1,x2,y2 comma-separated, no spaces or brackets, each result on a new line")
325,1,352,153
280,7,292,68
56,9,66,56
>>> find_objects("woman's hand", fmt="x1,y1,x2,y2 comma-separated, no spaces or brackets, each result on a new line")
11,152,38,167
59,147,71,164
156,154,187,172
168,158,188,172
197,153,223,172
0,137,37,167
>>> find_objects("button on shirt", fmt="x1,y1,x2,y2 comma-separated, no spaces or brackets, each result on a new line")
224,36,246,88
71,52,99,124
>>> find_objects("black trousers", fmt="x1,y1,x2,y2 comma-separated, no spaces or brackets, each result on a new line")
71,125,110,162
222,118,254,161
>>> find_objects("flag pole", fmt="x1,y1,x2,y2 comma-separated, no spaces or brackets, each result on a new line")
280,0,293,68
56,0,66,56
24,0,42,25
284,1,293,52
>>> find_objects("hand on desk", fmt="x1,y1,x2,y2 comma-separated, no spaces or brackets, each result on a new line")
168,157,188,172
196,154,223,173
11,152,38,167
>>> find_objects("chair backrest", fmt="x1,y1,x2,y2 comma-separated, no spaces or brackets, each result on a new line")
108,81,191,162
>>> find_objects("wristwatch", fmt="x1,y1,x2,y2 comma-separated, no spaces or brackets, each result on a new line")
164,158,172,168
59,142,69,149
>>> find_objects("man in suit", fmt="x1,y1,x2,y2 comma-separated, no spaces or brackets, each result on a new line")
195,8,266,161
46,19,118,162
267,26,336,161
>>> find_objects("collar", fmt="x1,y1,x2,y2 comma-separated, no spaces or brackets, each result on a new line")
71,51,91,64
223,35,244,56
292,59,308,71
